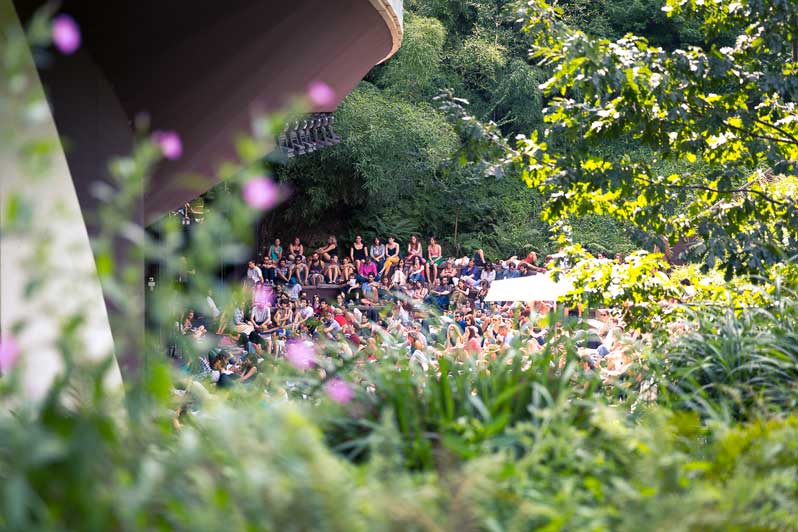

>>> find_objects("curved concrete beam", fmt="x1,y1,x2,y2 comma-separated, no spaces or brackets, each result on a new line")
368,0,404,63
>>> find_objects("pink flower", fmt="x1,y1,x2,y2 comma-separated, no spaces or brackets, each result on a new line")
307,81,335,107
285,340,315,371
52,14,81,55
242,177,279,210
324,377,354,404
152,130,183,160
0,336,20,373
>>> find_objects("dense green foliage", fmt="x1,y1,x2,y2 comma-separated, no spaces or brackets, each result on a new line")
268,2,645,257
3,3,798,531
508,0,798,277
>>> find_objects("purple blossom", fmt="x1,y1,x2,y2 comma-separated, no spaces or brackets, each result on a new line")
0,336,20,373
52,14,81,55
324,377,354,405
307,81,335,107
285,340,315,371
242,177,279,210
152,130,183,160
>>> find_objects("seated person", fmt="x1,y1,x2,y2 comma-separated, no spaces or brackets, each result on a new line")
361,273,380,303
391,261,407,287
450,280,470,309
325,255,342,284
307,253,325,286
379,236,401,277
428,278,451,309
268,238,284,261
293,298,315,330
520,251,547,273
290,257,308,285
408,257,426,283
249,303,272,332
406,235,425,263
262,258,276,284
350,234,368,268
287,237,304,261
341,256,356,281
274,258,291,284
316,235,338,262
426,236,444,282
358,256,378,281
322,311,342,340
440,261,457,281
370,237,386,270
459,260,480,287
378,275,394,301
344,273,362,301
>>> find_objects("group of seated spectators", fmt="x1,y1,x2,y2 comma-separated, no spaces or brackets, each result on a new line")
174,234,642,390
247,234,549,306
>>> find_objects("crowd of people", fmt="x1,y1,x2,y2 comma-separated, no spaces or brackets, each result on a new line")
176,234,641,389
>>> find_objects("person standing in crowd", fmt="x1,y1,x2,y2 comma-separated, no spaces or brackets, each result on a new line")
246,260,264,286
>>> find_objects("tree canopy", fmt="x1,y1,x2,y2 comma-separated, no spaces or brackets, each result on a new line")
504,0,798,277
268,2,645,257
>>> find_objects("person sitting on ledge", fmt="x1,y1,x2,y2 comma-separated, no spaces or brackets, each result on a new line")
379,236,400,277
268,238,283,261
316,235,338,262
307,252,325,287
287,237,304,261
326,255,342,284
341,256,356,282
350,234,368,269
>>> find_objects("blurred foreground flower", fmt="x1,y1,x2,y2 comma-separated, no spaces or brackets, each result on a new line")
0,336,20,373
52,14,81,55
307,81,335,107
152,130,183,160
285,340,315,370
324,377,353,404
243,177,279,210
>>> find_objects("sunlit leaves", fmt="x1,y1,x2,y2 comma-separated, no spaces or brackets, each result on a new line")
505,0,798,277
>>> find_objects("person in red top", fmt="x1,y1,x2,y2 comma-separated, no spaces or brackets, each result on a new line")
333,308,348,328
521,251,547,273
